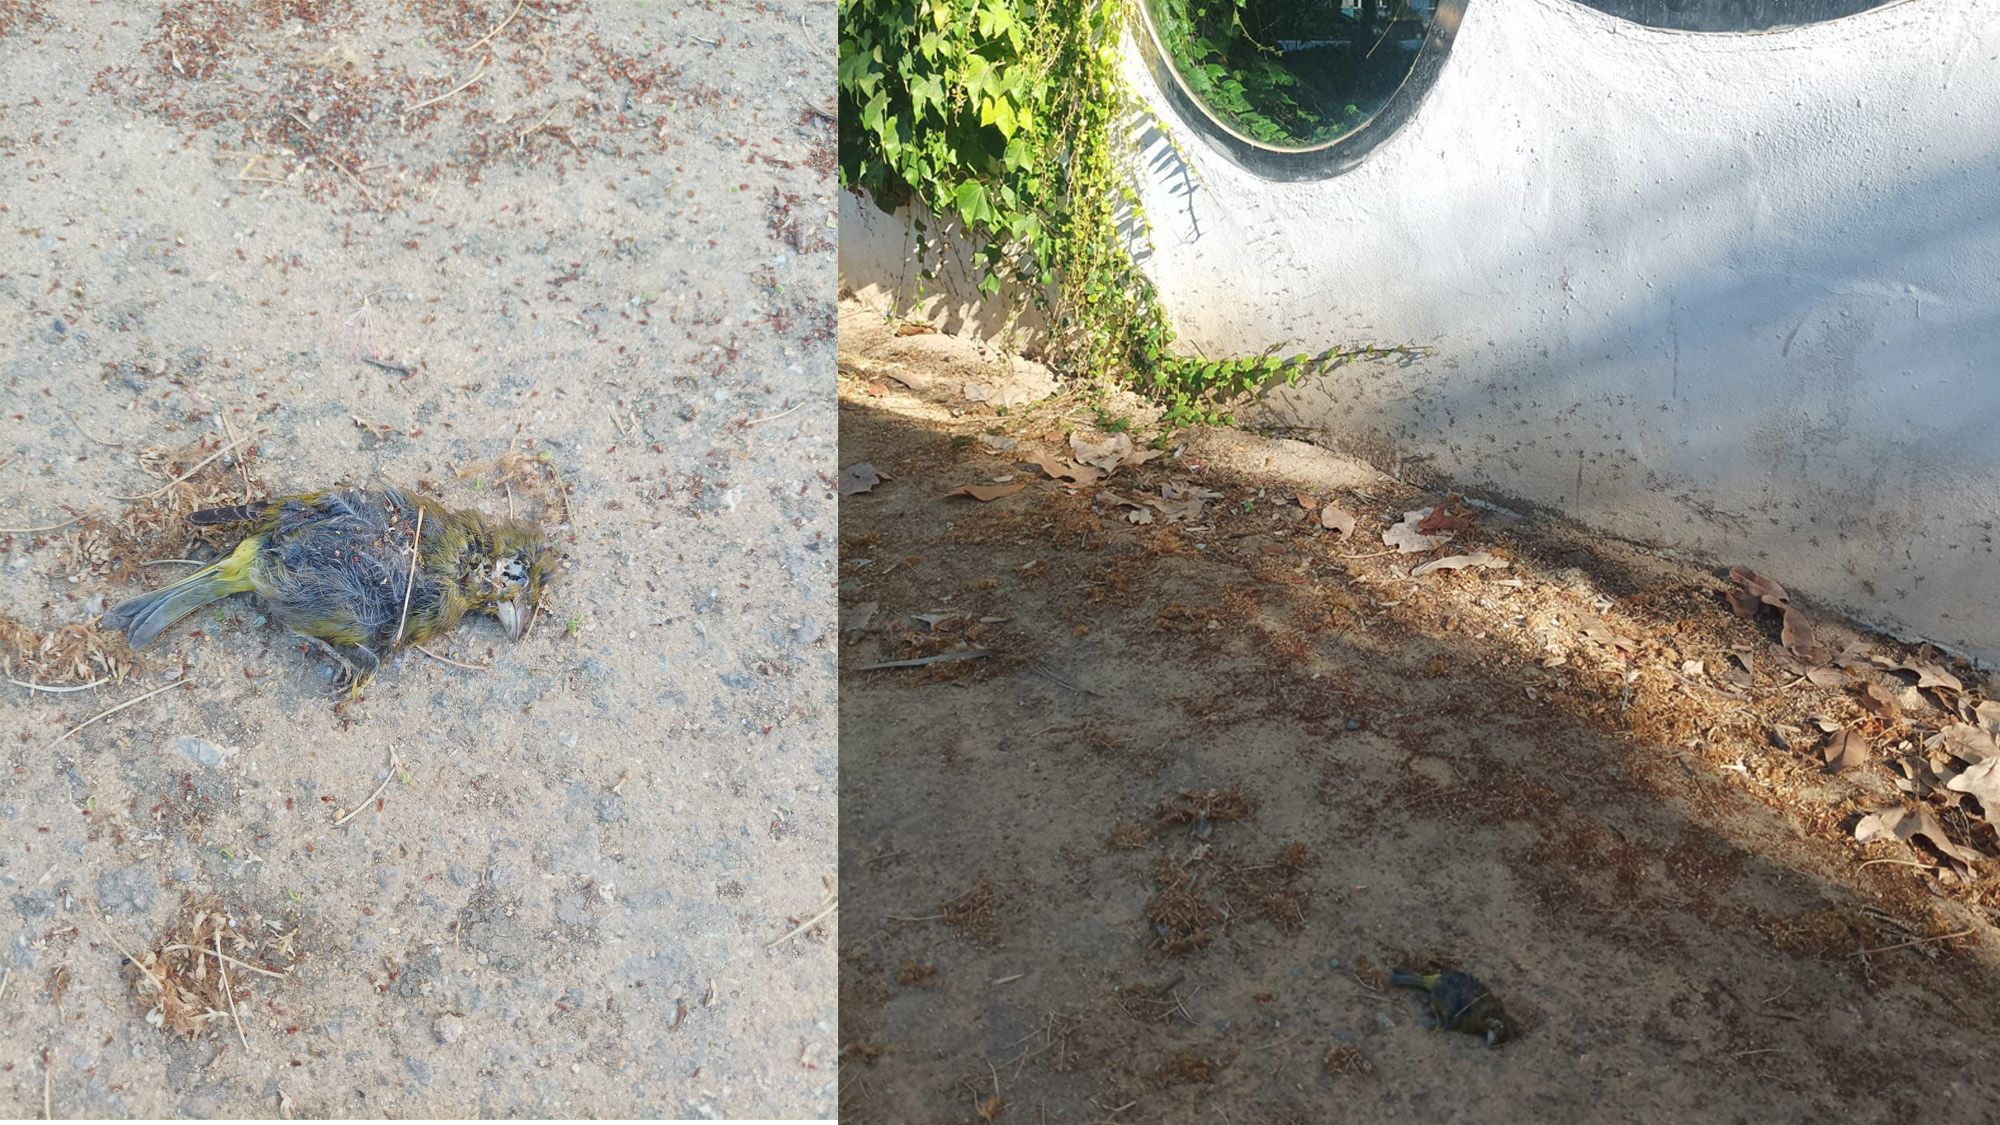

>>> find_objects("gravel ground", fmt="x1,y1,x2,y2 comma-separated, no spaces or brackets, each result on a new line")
0,1,836,1117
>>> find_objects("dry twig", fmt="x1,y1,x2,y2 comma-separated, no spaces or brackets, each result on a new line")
45,678,192,750
334,746,404,827
391,507,425,648
767,898,838,949
113,431,261,501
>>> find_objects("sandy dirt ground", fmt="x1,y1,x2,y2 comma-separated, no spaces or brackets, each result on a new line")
837,307,2000,1123
0,1,836,1117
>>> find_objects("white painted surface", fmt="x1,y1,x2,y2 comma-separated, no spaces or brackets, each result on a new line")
1121,0,2000,662
838,0,2000,661
840,189,1051,345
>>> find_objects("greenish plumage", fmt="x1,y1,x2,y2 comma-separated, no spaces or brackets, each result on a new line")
101,487,553,695
1389,968,1512,1046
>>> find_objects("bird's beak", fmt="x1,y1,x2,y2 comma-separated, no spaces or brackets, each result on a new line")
497,598,528,642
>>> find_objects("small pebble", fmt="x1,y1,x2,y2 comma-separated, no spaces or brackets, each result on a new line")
172,735,234,768
433,1014,464,1045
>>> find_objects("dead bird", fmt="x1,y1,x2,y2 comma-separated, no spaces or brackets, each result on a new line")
1389,967,1512,1046
101,487,554,695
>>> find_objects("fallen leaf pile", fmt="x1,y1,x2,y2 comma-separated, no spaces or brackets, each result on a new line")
1716,566,2000,877
1068,432,1160,474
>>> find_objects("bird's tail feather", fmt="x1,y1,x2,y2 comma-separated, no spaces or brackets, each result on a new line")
1387,969,1430,991
189,501,269,526
101,546,256,648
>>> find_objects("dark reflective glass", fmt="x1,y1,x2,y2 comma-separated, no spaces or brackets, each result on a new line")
1144,0,1440,150
1574,1,1893,32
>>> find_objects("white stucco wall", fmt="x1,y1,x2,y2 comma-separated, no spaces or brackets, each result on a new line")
840,0,2000,663
1123,0,1998,662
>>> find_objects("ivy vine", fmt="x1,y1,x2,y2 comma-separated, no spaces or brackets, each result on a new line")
838,0,1401,428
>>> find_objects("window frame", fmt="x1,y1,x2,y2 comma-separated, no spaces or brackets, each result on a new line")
1131,0,1467,181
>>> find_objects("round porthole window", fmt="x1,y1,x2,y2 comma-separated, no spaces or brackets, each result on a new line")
1572,1,1897,32
1136,0,1462,179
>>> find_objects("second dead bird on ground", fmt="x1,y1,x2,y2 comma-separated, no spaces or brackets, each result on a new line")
1389,967,1513,1046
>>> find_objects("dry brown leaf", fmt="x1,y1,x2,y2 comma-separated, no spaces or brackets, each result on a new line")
1416,507,1473,535
1832,642,1876,671
1318,505,1357,537
1410,551,1509,578
1068,432,1160,474
1822,729,1868,773
1094,490,1144,511
839,462,883,496
862,381,888,396
1022,450,1102,486
1729,566,1791,609
1946,759,2000,829
840,602,877,635
977,1094,1005,1121
1941,723,2000,764
947,483,1029,502
1968,700,2000,736
1721,650,1755,690
1859,682,1901,722
1383,509,1452,554
1295,493,1321,512
1804,666,1848,689
1854,805,1984,867
1579,625,1639,653
1149,482,1219,523
1886,659,1964,694
1126,507,1155,525
1977,700,2000,735
894,322,936,336
1781,608,1816,659
1724,587,1763,618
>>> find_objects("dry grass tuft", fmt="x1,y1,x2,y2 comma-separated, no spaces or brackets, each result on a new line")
458,450,572,526
943,880,1002,945
118,897,300,1042
1154,1051,1216,1086
1,616,137,686
74,435,266,584
1323,1044,1372,1076
1151,783,1254,833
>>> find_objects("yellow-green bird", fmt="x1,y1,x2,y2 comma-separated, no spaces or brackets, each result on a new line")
101,487,554,694
1389,968,1512,1046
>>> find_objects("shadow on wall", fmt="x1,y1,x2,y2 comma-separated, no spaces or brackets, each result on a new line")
838,190,1054,352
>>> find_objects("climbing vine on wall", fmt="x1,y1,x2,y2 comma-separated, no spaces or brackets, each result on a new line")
838,0,1404,427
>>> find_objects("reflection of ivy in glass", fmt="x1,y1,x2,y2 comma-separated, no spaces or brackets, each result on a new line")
1152,0,1426,148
